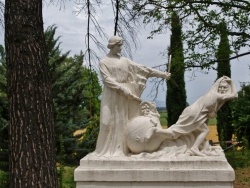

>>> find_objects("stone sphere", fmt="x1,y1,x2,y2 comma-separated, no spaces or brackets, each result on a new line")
126,116,162,154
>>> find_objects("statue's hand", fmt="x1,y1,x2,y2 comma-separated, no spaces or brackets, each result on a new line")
129,93,141,102
120,87,131,96
165,72,171,80
119,86,141,101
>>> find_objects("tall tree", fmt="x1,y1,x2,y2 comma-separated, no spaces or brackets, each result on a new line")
216,22,233,142
5,0,57,187
167,12,186,126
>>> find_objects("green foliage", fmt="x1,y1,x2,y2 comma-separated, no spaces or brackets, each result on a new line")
232,84,250,148
56,166,75,188
128,1,250,69
226,149,250,169
77,114,100,157
0,170,8,188
159,111,168,127
207,117,217,126
216,22,231,78
166,12,187,126
44,25,101,165
62,166,75,188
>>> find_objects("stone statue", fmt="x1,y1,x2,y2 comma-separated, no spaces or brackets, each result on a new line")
75,39,236,188
163,75,238,156
94,36,171,157
92,35,237,158
126,76,238,158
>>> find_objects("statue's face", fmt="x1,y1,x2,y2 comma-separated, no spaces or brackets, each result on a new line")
218,82,229,94
111,43,122,54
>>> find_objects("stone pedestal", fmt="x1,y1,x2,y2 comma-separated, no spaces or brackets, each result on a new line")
74,153,235,188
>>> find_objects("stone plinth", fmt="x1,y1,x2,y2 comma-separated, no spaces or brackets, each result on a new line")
74,153,235,188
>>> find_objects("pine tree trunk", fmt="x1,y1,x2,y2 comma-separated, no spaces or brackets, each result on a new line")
5,0,58,187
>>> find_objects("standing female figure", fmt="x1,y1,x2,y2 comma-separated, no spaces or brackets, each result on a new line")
94,36,171,156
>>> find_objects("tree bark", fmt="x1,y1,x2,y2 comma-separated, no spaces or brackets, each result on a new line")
5,0,58,187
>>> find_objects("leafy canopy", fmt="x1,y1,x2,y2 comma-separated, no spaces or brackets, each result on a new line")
128,0,250,69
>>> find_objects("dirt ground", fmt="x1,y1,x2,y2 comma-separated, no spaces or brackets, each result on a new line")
206,125,219,142
234,167,250,188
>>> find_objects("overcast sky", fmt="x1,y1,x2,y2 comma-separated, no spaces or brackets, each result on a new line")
1,1,249,105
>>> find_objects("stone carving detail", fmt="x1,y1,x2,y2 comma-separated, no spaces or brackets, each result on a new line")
92,36,237,158
126,101,165,154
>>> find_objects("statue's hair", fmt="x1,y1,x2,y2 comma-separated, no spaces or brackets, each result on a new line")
107,36,123,49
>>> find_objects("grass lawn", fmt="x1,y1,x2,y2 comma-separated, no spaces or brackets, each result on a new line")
226,149,250,188
234,166,250,188
60,166,75,188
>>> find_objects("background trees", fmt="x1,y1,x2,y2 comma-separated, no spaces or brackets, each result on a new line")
232,84,250,148
45,25,101,164
128,0,250,69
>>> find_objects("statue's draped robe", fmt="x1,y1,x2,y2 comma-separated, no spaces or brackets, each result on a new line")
95,56,167,156
159,76,237,157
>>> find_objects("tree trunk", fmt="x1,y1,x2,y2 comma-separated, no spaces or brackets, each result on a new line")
5,0,58,187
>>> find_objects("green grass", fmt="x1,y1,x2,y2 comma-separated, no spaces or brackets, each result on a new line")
226,149,250,169
208,117,217,125
159,111,168,127
58,166,75,188
225,149,250,188
0,170,8,188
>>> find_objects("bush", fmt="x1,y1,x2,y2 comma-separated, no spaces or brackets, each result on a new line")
0,170,8,188
225,148,250,169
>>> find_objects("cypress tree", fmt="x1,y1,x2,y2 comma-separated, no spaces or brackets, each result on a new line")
166,12,187,126
216,22,233,143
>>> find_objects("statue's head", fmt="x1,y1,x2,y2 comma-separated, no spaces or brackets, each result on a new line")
218,78,230,94
107,36,123,49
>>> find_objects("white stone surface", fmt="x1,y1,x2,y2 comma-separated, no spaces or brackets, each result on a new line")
76,182,233,188
75,153,235,188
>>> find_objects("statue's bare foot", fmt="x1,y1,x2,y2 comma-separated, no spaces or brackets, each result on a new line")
190,147,205,156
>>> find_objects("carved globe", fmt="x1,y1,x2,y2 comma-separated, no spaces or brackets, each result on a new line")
126,116,163,154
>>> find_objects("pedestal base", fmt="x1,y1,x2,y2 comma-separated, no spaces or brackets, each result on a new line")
74,153,235,188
